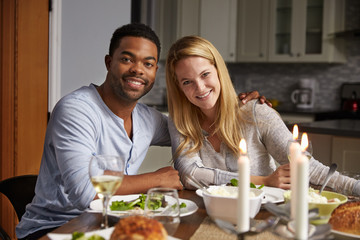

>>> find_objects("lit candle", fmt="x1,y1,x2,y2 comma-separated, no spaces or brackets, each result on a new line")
237,138,250,233
294,134,309,239
289,125,301,219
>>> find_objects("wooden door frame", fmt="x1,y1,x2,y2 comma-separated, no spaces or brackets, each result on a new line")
1,0,49,238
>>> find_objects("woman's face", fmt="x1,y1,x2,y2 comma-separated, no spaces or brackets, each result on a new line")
175,56,221,115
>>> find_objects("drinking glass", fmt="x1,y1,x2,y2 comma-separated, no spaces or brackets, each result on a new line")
89,155,125,228
287,140,313,162
144,188,180,236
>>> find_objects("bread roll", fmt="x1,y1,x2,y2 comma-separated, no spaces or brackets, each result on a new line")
329,201,360,235
110,215,168,240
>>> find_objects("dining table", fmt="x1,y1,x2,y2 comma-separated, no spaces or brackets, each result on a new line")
39,188,359,240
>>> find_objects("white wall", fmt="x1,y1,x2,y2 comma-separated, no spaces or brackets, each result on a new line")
49,0,131,111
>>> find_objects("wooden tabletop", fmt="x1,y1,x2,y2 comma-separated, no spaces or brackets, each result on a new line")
39,189,272,240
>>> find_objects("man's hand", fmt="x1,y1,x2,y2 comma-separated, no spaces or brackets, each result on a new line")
154,166,183,190
239,91,272,107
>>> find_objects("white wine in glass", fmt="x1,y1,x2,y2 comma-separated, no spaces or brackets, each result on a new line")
89,155,124,228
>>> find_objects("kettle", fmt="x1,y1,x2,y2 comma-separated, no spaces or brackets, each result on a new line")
291,79,317,109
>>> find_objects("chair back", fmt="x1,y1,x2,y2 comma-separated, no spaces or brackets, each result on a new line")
0,175,37,220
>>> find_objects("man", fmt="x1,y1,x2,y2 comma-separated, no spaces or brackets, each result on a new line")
16,23,268,239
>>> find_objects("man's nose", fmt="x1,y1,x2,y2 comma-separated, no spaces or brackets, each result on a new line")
129,62,144,75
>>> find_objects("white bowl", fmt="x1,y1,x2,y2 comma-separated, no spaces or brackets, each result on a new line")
202,186,265,224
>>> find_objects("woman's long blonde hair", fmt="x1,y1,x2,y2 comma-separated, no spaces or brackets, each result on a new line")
166,36,244,159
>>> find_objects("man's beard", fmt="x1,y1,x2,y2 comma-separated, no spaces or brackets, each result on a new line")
111,76,154,103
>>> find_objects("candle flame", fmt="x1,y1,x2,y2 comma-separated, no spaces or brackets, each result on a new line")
239,138,247,154
300,133,309,152
292,124,299,140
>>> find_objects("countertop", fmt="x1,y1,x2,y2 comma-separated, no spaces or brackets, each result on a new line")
292,119,360,138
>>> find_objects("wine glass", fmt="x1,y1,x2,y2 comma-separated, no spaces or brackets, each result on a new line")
89,155,125,228
287,140,313,162
144,188,180,236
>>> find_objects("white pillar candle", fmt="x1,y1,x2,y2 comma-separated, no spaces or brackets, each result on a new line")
289,141,301,219
294,154,309,239
237,139,250,233
289,124,300,220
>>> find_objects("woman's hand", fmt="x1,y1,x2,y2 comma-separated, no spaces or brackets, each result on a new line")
265,163,291,190
238,91,272,107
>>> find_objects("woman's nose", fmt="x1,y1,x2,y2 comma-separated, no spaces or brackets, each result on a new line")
195,80,205,91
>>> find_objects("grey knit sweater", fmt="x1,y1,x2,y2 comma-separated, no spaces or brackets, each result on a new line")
169,100,360,196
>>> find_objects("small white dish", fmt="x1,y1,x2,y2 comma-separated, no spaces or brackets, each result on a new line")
196,186,285,204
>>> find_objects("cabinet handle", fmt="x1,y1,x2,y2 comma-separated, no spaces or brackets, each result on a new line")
297,53,301,57
259,53,263,57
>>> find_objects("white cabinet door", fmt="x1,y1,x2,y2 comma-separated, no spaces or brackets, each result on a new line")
237,0,269,62
177,0,237,62
268,0,345,63
199,0,238,62
331,136,360,174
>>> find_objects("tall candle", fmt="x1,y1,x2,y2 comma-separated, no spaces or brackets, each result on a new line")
294,154,309,239
237,138,250,233
289,125,301,219
293,133,309,239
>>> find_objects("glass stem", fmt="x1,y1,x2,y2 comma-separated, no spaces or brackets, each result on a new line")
101,195,110,228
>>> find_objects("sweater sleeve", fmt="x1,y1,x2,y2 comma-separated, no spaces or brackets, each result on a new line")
168,117,238,189
251,101,359,196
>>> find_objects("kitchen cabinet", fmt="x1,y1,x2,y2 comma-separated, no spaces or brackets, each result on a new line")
237,0,346,63
145,0,237,61
309,134,360,175
331,136,360,174
146,0,345,63
177,0,238,62
237,0,270,62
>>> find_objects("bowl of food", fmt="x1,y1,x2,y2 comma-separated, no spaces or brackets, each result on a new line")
283,188,348,225
202,185,264,224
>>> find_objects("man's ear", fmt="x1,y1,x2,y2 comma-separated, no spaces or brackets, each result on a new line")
105,55,112,70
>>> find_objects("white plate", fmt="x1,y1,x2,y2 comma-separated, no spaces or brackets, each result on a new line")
89,194,198,217
196,186,285,204
48,227,180,240
332,230,360,240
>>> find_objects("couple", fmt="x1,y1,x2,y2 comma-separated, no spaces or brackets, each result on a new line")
16,23,360,239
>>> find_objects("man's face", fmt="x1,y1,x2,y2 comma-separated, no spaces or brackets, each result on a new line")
105,36,158,103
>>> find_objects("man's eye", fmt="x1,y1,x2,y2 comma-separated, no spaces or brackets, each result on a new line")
144,62,154,68
121,58,131,63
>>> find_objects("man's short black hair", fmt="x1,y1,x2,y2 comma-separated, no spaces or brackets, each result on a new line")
109,23,161,62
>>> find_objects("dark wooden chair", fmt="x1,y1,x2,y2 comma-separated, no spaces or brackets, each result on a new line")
0,175,37,240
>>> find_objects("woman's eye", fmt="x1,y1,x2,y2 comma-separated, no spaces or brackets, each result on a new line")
182,80,191,86
202,72,210,78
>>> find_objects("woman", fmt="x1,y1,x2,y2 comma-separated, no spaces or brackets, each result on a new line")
165,35,360,197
